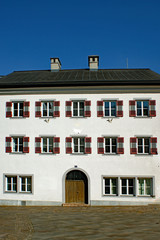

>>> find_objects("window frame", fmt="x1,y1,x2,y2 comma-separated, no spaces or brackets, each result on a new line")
12,137,24,153
72,100,85,117
12,102,24,117
104,101,117,117
136,100,149,117
5,176,17,193
103,178,118,196
41,137,53,153
137,137,150,154
41,101,54,118
138,178,152,196
72,137,85,154
104,137,117,154
121,178,135,196
19,176,32,193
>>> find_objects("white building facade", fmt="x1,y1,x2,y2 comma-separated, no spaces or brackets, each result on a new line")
0,56,160,206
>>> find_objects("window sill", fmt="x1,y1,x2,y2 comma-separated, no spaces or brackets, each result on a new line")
19,191,32,194
5,191,17,194
72,153,85,155
103,194,118,196
71,116,86,118
103,153,117,155
120,195,135,197
10,152,25,154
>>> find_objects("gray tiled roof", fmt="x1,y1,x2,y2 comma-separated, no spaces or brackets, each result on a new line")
0,68,160,88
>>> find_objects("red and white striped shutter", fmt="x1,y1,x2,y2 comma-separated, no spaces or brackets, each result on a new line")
84,101,91,117
23,102,30,118
35,137,41,153
35,101,41,117
53,137,60,154
129,100,136,117
23,137,29,153
6,137,12,153
97,137,104,154
149,100,156,117
117,137,124,154
66,101,72,117
6,102,12,118
150,137,157,155
85,137,91,154
66,137,72,153
130,137,137,154
116,101,123,117
97,101,104,117
53,101,60,117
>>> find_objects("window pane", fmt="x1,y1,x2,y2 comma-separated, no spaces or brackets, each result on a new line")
137,101,142,108
105,146,110,153
19,103,23,116
137,109,142,116
105,138,110,145
112,146,116,153
13,103,18,116
19,138,23,152
43,103,47,116
144,138,149,145
122,187,127,194
105,187,110,194
138,139,142,145
49,102,53,116
105,102,109,108
143,101,149,108
105,179,110,185
13,138,18,152
122,179,127,186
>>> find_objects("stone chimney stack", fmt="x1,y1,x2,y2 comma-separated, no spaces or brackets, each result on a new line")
50,58,61,71
88,55,99,71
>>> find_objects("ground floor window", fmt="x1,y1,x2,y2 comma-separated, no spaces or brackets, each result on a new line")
5,175,32,194
5,176,17,192
20,176,32,193
121,178,134,195
103,178,117,195
138,178,152,196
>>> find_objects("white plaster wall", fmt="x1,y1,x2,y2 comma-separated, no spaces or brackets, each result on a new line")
0,93,160,204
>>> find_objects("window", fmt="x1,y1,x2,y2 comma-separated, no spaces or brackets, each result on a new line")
97,100,123,117
73,137,85,153
98,137,124,154
66,137,92,154
104,138,117,154
66,100,91,117
13,137,23,153
137,138,149,154
13,102,23,117
73,101,85,117
35,101,60,117
6,137,29,153
103,178,117,195
5,176,17,192
130,137,157,155
129,100,156,117
35,137,60,154
138,178,152,196
42,137,53,153
42,102,54,117
6,101,30,118
137,101,149,117
121,178,134,195
20,176,32,193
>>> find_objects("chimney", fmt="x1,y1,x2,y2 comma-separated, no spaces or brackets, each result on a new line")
88,55,99,71
50,58,61,71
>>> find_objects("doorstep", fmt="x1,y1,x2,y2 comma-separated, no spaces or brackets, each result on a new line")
62,203,89,207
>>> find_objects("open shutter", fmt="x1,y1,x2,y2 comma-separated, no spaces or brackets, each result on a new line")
66,101,72,117
35,137,41,153
53,137,60,154
84,101,91,117
130,137,137,154
116,101,123,117
23,137,29,153
23,102,30,118
117,137,124,154
35,101,41,117
6,137,12,153
54,101,60,117
97,101,103,117
97,137,104,154
85,137,91,154
66,137,72,153
129,100,136,117
6,102,12,118
150,137,157,154
149,100,156,117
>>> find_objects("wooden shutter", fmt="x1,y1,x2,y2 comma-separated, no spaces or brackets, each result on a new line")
23,137,29,153
54,101,60,117
35,101,41,117
35,137,41,153
149,100,156,117
150,137,157,154
117,137,124,154
23,102,30,118
66,137,72,153
116,101,123,117
130,137,137,154
129,100,136,117
84,101,91,117
85,137,91,154
53,137,60,154
66,101,72,117
6,137,12,153
97,101,103,117
97,137,104,154
6,102,12,118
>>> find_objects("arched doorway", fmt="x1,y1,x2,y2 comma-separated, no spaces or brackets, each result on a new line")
65,170,88,204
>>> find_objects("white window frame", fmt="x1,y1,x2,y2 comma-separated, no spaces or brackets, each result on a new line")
72,101,85,117
5,176,17,192
136,100,149,117
138,178,152,196
12,137,23,153
12,102,24,117
104,101,117,117
137,137,150,154
104,137,117,154
121,178,134,196
41,137,53,153
42,101,54,117
103,178,118,195
20,176,32,193
72,137,85,154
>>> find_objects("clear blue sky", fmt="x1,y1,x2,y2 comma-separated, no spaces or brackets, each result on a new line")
0,0,160,75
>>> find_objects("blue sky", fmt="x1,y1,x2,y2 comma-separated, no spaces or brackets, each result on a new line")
0,0,160,75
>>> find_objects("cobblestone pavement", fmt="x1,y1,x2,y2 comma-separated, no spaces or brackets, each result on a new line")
0,205,160,239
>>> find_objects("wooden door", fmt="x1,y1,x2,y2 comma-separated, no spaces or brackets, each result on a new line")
65,180,85,203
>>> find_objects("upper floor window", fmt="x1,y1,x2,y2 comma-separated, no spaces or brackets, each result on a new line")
98,137,124,154
6,101,30,118
97,100,123,117
66,100,91,117
129,100,156,117
6,137,29,153
66,137,91,154
35,137,60,154
73,137,85,153
35,101,60,118
42,137,53,153
130,137,157,155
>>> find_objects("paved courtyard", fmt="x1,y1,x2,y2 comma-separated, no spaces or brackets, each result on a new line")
0,205,160,239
